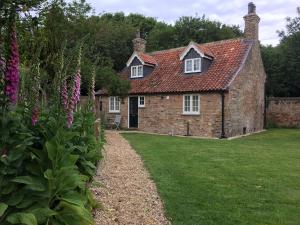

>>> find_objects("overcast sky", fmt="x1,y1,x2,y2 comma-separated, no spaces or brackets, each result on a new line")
85,0,299,46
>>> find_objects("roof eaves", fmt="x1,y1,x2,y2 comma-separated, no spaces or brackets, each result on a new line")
179,41,205,60
126,51,145,67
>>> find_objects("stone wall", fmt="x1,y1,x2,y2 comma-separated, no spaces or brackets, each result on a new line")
100,96,129,128
225,42,266,137
266,97,300,128
101,93,223,137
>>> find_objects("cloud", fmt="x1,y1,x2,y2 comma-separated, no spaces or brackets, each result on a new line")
85,0,299,46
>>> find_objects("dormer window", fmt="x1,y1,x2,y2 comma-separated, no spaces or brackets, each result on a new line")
131,65,143,78
185,58,201,73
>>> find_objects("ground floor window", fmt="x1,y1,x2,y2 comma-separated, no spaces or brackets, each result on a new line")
183,95,200,115
109,96,120,113
138,96,145,107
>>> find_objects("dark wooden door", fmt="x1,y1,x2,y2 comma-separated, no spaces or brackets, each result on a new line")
129,97,138,128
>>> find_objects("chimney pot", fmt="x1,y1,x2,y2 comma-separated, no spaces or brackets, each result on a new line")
248,2,256,14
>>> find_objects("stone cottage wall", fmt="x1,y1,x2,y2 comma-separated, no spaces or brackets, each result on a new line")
101,93,223,137
100,96,129,128
266,97,300,128
225,42,266,137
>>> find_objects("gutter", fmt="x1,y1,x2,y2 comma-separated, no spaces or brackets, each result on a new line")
220,91,226,139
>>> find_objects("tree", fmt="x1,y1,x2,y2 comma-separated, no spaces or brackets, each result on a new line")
174,15,242,45
262,6,300,97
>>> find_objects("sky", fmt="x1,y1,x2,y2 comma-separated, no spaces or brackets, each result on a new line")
83,0,299,46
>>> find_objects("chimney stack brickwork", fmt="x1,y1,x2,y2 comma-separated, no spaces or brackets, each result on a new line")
132,31,147,52
133,37,147,52
244,2,260,40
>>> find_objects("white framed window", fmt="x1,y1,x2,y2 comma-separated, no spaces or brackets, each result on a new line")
131,65,143,78
138,96,145,107
109,96,120,113
183,95,200,115
185,58,201,73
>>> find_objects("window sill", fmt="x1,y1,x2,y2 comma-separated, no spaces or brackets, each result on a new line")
138,105,145,108
184,70,201,74
130,76,143,79
182,112,200,116
109,111,120,114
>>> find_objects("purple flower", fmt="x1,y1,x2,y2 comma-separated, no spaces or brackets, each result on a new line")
67,70,81,128
5,26,20,105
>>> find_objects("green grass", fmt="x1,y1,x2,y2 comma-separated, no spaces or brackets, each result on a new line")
122,129,300,225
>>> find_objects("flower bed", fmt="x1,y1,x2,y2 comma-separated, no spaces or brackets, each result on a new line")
0,21,102,225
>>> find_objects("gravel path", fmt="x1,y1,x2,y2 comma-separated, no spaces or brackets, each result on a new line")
92,130,170,225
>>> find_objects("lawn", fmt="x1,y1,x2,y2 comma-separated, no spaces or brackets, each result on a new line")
122,129,300,225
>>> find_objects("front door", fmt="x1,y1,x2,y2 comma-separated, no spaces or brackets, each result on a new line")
129,97,138,128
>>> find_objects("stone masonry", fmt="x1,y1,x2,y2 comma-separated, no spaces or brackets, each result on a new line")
101,93,222,137
267,97,300,128
225,42,266,137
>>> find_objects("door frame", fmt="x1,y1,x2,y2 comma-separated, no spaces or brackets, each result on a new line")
128,96,139,128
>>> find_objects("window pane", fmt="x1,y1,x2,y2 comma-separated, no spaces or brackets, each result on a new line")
139,96,144,105
184,95,190,112
192,95,199,112
138,66,143,76
194,58,201,71
110,97,114,110
115,97,120,110
186,60,192,72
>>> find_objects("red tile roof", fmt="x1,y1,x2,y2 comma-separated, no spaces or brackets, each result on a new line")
138,52,157,65
120,38,254,94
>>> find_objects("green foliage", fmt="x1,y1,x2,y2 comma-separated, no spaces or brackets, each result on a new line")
174,15,242,46
0,106,101,225
262,7,300,97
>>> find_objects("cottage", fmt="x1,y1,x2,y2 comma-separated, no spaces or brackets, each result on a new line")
98,2,266,138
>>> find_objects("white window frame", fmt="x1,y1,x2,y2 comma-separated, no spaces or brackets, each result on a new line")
131,65,143,78
138,96,145,108
183,94,200,115
184,58,201,73
109,96,120,113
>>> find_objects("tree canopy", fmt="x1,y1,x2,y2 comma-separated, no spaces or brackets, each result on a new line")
261,7,300,97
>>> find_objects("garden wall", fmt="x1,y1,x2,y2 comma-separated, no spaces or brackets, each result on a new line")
266,97,300,128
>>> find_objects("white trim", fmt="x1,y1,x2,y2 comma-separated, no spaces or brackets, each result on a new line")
184,58,202,73
182,94,200,115
131,65,143,78
138,96,145,107
109,96,120,113
126,52,145,67
180,42,205,60
127,97,130,128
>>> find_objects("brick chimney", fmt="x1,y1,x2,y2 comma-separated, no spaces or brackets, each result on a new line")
243,2,260,40
132,30,146,52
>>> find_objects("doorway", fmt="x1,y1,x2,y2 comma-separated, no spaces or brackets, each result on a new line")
129,97,138,128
